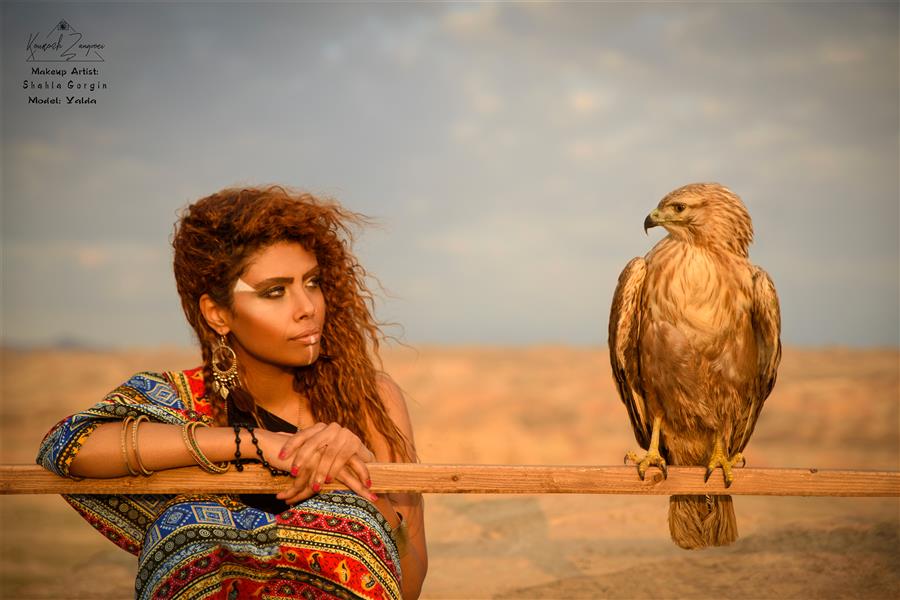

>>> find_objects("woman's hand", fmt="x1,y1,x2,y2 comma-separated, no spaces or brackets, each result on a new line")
270,423,376,505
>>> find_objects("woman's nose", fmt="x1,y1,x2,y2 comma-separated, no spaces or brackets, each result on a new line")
293,291,316,320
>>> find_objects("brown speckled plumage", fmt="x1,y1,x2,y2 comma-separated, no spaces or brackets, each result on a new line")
609,183,781,549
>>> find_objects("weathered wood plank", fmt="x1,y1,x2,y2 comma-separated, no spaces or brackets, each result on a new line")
2,464,898,496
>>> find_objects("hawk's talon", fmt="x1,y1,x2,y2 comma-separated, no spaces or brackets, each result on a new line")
705,441,743,487
625,449,668,481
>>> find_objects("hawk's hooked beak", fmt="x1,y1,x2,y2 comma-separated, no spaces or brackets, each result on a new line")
644,209,660,234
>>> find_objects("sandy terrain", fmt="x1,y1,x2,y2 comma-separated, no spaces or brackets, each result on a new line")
1,345,898,599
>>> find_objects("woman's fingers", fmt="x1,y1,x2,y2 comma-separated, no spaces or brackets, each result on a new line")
287,439,328,492
342,454,371,491
274,422,377,504
277,422,326,460
275,439,328,502
321,451,372,497
311,436,347,487
277,485,314,505
333,460,375,501
313,433,358,484
277,439,335,501
310,430,374,490
276,461,317,502
278,463,373,505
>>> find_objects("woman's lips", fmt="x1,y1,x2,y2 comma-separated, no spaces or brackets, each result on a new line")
291,332,320,345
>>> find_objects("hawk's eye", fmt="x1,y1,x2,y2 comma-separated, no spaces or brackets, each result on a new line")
674,203,687,213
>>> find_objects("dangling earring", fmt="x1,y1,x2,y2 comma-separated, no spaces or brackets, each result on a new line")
211,335,241,399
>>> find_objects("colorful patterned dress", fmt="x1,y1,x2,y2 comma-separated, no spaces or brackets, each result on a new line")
36,368,402,600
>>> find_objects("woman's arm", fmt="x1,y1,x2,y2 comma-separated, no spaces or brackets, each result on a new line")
67,420,377,505
68,422,289,478
368,374,428,600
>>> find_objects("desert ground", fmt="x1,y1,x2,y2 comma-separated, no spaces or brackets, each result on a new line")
1,345,898,599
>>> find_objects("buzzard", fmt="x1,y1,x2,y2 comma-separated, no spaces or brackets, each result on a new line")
608,183,781,549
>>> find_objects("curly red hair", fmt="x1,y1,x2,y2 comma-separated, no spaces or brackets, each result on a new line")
172,185,410,461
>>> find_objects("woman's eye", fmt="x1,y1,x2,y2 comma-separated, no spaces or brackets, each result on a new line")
260,286,285,298
305,277,321,289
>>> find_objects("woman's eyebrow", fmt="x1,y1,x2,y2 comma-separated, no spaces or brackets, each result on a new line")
246,276,294,289
237,266,318,292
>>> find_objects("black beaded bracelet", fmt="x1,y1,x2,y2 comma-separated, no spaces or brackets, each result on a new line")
247,425,289,477
232,425,244,472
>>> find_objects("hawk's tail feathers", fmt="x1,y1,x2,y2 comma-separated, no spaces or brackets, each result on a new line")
668,494,737,549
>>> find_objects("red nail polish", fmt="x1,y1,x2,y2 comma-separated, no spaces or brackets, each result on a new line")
312,482,321,492
366,479,372,488
325,476,332,484
290,467,298,477
278,450,286,460
370,493,379,502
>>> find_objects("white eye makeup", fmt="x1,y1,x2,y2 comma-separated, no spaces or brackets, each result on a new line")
233,278,255,293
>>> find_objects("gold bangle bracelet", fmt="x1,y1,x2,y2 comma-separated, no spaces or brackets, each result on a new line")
120,416,139,476
131,415,155,476
181,421,230,474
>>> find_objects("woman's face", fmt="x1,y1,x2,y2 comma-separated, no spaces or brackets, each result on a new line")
224,241,326,373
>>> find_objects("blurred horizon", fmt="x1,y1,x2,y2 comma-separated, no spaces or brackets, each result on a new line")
3,339,898,354
2,2,898,349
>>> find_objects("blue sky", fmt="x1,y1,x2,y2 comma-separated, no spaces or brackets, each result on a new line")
2,2,898,348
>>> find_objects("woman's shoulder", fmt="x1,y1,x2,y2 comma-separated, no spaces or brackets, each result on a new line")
374,372,406,412
372,371,416,456
109,367,213,418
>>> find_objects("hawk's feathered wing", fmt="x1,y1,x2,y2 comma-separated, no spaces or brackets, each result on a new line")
734,266,782,453
608,257,651,450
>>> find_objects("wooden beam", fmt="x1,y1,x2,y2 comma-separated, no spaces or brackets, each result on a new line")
2,464,898,496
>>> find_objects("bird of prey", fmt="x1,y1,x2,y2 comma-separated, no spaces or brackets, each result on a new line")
608,183,781,549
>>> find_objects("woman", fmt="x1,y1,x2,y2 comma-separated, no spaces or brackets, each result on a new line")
37,186,427,599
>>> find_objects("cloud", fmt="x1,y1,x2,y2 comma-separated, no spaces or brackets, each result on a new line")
567,89,615,116
6,132,164,242
2,2,896,347
441,3,499,35
819,42,867,66
75,246,108,269
3,239,179,345
6,240,168,298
